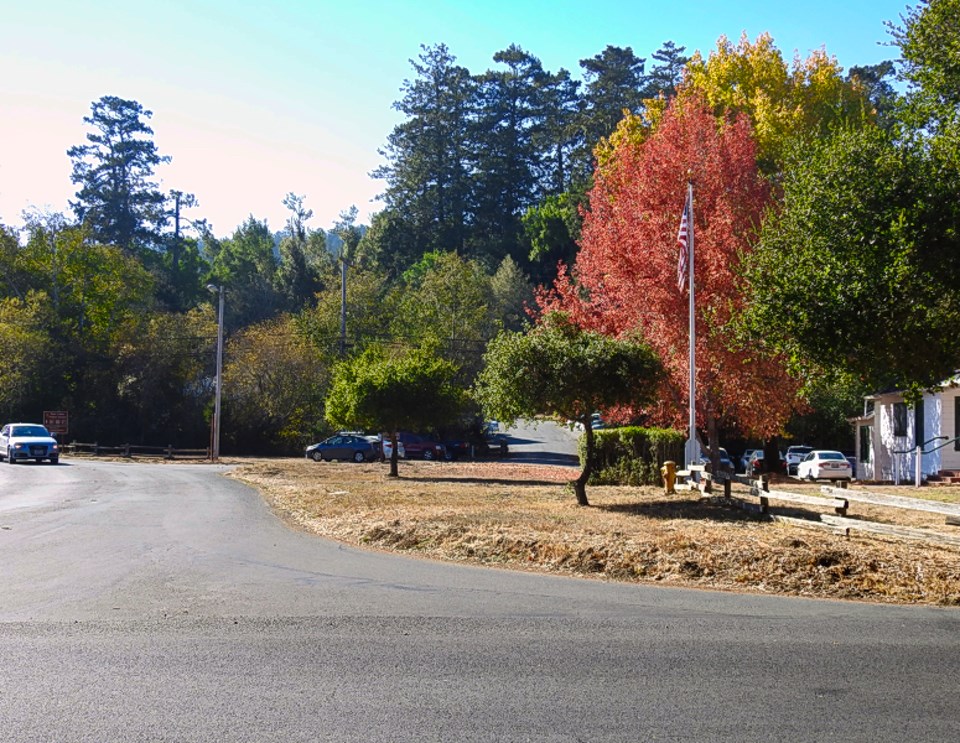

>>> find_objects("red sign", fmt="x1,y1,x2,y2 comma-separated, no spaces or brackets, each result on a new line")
43,410,69,434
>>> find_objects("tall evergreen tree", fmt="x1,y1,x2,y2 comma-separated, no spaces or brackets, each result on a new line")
536,67,582,194
276,193,321,309
68,96,169,255
373,44,475,257
646,41,689,98
576,45,648,172
470,45,547,265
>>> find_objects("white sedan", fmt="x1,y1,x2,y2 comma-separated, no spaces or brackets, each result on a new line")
796,450,852,481
0,422,60,464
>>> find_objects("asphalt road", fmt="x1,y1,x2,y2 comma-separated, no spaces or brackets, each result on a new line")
1,437,959,742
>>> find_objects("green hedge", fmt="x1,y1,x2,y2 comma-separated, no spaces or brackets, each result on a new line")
578,427,685,486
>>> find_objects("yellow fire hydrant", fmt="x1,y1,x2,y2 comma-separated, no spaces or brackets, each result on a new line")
661,460,677,495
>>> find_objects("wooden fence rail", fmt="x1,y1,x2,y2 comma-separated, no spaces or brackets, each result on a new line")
678,469,960,547
65,442,210,460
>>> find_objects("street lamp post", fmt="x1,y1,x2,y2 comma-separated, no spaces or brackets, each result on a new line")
207,284,224,461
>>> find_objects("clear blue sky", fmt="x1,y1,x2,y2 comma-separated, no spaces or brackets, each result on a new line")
1,0,910,237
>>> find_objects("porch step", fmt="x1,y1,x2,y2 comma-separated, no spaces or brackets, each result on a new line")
926,470,960,485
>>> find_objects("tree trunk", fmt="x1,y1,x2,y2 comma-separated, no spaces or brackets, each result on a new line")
573,424,593,506
388,431,400,478
763,436,781,476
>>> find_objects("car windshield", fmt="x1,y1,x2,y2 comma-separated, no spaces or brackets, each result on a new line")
819,451,845,460
11,425,49,437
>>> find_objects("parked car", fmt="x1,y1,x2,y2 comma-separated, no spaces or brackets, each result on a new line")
381,432,445,461
739,449,759,474
785,445,814,476
747,450,785,476
305,434,378,463
441,420,510,460
380,437,406,460
796,450,853,481
0,422,60,464
844,454,857,479
699,447,735,475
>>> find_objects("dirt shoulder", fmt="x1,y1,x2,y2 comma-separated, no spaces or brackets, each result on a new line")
226,457,960,606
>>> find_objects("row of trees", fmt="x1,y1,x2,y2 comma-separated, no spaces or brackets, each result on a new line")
368,41,691,282
3,2,957,480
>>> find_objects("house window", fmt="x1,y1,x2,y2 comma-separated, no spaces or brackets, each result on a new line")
893,402,908,438
915,401,925,448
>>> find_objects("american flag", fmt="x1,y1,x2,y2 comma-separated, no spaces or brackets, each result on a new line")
676,201,689,292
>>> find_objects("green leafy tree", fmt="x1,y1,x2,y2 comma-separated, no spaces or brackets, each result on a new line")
891,0,960,135
114,307,216,444
21,221,153,346
224,315,329,453
208,216,282,329
325,344,465,477
68,96,169,254
297,264,394,361
489,256,534,333
474,313,662,506
521,190,584,283
742,125,960,394
355,208,422,281
393,251,493,380
847,61,899,130
0,292,55,420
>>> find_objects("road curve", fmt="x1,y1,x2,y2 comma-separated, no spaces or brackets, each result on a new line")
1,458,958,742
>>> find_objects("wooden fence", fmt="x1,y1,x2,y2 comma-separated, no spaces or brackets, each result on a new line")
64,442,210,460
677,465,960,548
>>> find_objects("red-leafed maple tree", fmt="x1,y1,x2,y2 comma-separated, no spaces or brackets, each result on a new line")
539,94,799,461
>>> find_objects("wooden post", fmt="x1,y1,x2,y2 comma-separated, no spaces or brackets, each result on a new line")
165,444,173,460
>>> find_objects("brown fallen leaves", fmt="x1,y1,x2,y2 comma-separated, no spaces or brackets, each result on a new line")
227,458,960,606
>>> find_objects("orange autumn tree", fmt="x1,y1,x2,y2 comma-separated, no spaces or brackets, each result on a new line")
540,94,798,465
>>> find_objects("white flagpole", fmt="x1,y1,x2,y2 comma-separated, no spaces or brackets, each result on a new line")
684,181,699,469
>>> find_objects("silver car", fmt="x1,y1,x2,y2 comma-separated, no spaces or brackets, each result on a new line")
0,422,60,464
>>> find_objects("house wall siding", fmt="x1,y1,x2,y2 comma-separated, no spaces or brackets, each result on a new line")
943,391,960,470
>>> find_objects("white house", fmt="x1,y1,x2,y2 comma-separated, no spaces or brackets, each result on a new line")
850,376,960,483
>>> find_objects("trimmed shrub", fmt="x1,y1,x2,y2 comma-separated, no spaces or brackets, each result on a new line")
578,426,685,486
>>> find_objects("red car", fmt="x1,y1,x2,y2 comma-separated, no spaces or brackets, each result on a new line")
381,432,445,460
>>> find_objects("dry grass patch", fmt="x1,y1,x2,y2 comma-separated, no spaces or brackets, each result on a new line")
227,458,960,606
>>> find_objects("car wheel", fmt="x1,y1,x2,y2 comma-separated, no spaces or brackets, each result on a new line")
49,457,59,465
353,451,365,463
311,451,323,462
423,449,435,461
7,448,15,464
